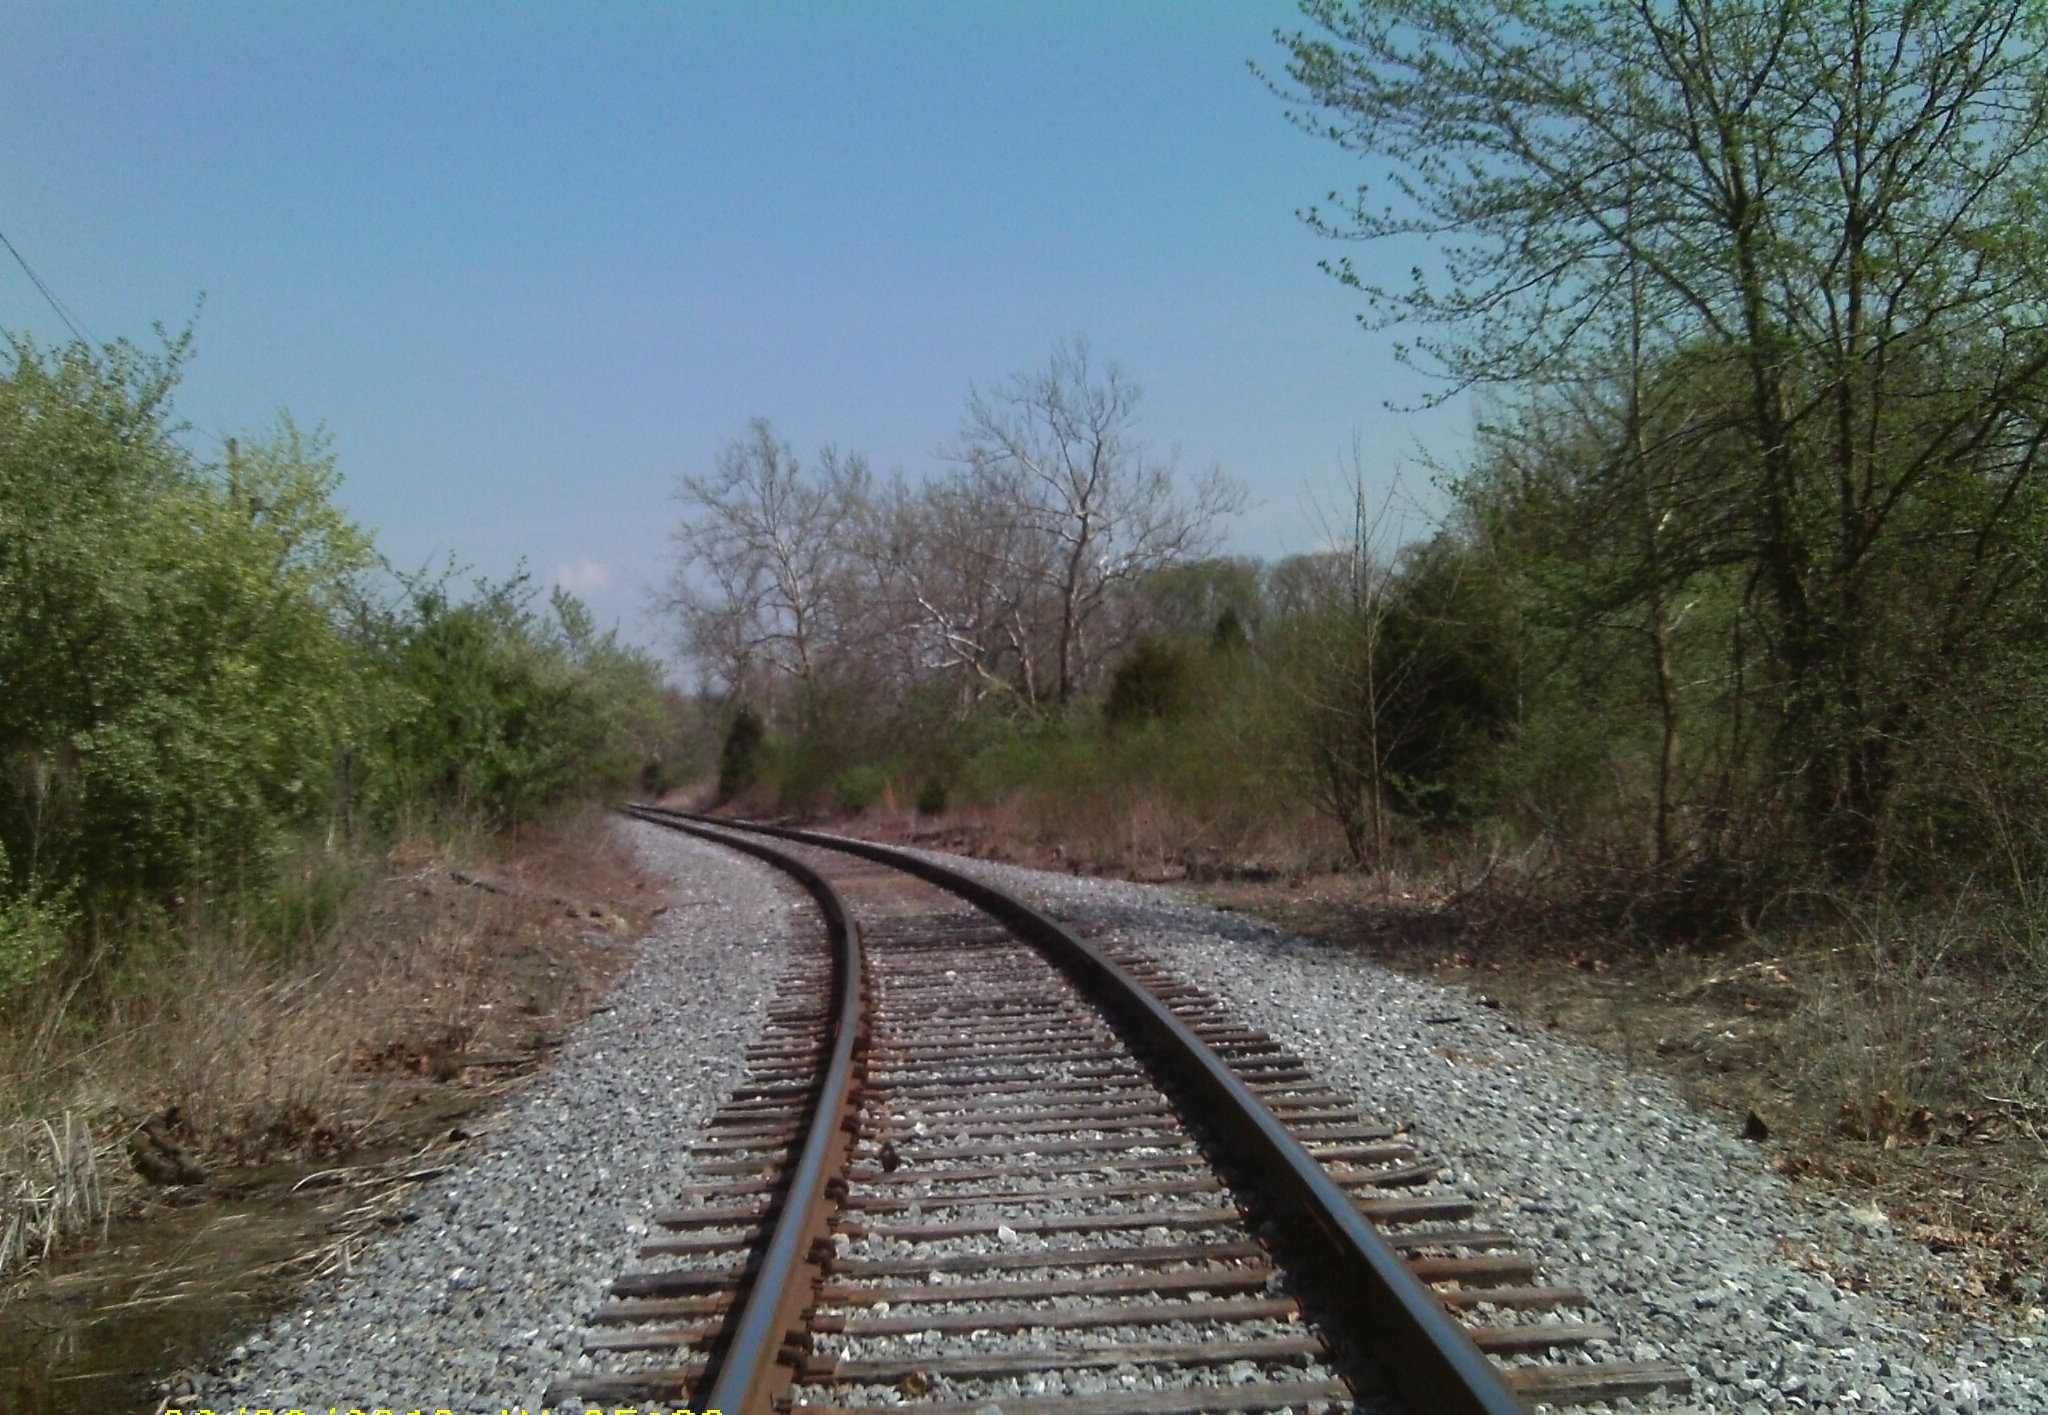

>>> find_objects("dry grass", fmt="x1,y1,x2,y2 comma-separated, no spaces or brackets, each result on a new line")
0,1112,108,1278
1796,902,2040,1137
1207,857,2048,1316
770,786,1354,884
0,803,653,1287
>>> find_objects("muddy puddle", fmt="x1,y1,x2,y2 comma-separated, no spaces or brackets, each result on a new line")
1,1126,480,1415
3,1177,343,1413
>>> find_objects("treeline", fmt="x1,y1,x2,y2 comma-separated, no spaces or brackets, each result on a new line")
685,378,2048,923
663,342,1520,875
672,429,1523,882
680,10,2048,920
0,333,676,991
664,340,1242,723
662,341,1271,822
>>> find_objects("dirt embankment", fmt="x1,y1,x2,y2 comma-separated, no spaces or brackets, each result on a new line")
1,808,659,1415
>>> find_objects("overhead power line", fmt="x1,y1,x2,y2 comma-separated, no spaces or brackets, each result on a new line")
0,225,94,345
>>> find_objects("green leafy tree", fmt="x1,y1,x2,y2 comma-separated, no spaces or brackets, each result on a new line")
1277,0,2048,873
0,335,376,912
364,568,662,826
717,706,766,801
1103,638,1197,729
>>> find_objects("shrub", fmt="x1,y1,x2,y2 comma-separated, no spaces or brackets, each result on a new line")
1104,638,1195,729
717,707,766,800
915,777,950,817
833,765,887,815
0,876,72,997
359,572,664,826
0,335,377,911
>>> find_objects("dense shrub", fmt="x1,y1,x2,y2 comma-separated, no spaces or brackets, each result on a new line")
0,335,376,910
717,707,766,801
832,765,887,815
0,333,675,985
363,570,665,827
1104,638,1195,729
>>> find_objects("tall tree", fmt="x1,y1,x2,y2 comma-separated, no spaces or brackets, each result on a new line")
950,340,1242,703
663,419,869,719
1277,0,2048,872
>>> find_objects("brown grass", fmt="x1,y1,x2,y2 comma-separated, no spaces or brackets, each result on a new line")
0,1112,107,1278
0,803,654,1285
721,784,1356,884
1211,861,2048,1321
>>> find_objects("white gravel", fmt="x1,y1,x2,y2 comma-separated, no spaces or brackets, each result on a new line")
902,846,2048,1415
197,818,807,1413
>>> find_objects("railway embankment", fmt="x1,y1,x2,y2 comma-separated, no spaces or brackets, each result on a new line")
180,818,2048,1412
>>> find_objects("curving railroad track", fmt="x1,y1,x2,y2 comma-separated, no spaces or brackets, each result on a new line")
546,808,1690,1414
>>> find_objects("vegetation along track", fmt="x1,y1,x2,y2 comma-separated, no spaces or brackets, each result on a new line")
546,807,1689,1414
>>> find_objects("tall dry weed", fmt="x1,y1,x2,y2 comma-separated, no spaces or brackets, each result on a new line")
1789,891,2048,1146
0,1111,109,1278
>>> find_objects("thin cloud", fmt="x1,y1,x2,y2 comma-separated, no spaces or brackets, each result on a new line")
554,558,614,597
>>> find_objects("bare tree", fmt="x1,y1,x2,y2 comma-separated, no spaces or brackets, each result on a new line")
1270,465,1425,866
853,469,1054,709
661,419,868,719
949,340,1243,703
662,347,1240,729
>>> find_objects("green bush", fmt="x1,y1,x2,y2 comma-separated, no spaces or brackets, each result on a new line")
1104,638,1195,729
915,777,950,817
0,331,676,974
0,334,377,909
717,707,766,801
361,571,665,827
833,765,887,815
0,868,72,997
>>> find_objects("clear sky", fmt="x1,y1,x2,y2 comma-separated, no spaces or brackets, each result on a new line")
1,1,1460,651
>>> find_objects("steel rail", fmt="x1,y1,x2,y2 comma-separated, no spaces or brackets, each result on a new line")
636,805,1529,1415
627,810,868,1415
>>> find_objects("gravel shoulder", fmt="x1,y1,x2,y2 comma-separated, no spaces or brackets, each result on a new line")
901,844,2048,1414
197,818,808,1413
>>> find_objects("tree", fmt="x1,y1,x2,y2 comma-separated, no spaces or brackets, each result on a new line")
1277,0,2048,873
853,466,1056,710
0,335,378,906
949,339,1243,703
662,419,870,719
1269,477,1516,865
1135,556,1267,651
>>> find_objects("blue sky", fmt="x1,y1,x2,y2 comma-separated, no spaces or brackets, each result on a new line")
1,2,1460,651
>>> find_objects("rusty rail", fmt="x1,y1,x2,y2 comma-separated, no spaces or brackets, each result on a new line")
634,806,1528,1415
630,811,868,1415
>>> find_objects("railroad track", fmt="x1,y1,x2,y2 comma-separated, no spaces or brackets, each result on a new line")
547,808,1689,1414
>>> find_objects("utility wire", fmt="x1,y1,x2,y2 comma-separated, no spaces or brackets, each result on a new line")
0,225,94,345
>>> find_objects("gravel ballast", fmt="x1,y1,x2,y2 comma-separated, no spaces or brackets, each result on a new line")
906,846,2048,1414
192,823,2047,1413
197,819,808,1413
